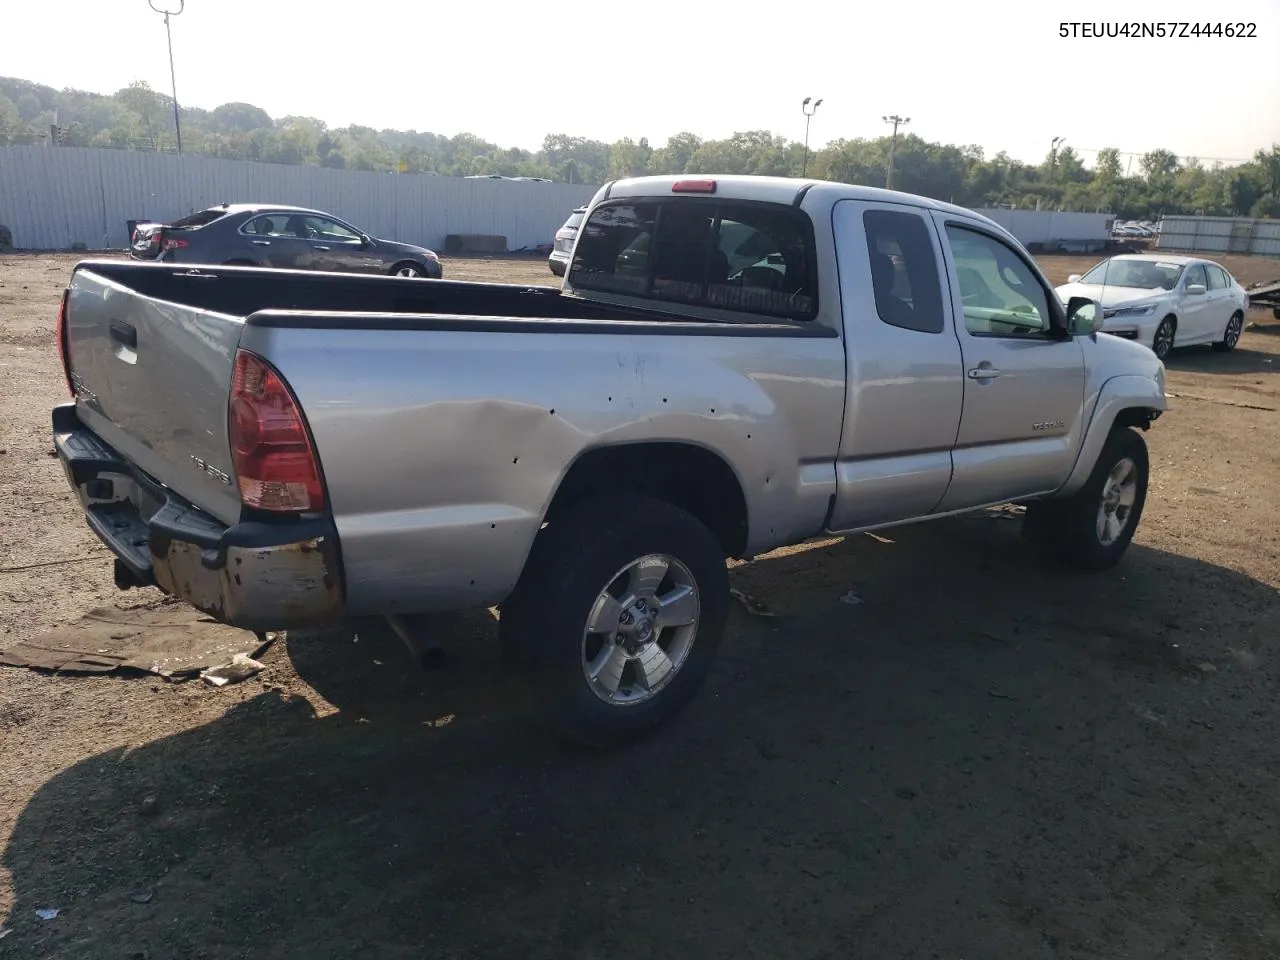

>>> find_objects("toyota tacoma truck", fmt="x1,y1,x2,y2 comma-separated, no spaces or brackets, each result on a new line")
51,175,1166,746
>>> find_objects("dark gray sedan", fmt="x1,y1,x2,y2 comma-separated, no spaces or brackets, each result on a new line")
130,203,443,279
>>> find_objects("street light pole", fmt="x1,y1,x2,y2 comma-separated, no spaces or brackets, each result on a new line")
1049,135,1066,183
882,114,910,190
801,97,822,178
149,0,185,155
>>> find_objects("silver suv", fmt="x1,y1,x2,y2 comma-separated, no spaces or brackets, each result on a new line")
547,207,586,277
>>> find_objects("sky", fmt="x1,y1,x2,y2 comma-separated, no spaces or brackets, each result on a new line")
4,0,1279,167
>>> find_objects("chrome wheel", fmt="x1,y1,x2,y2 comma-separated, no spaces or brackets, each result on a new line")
1224,314,1243,349
1152,319,1175,359
1096,456,1138,546
394,264,424,278
582,554,700,706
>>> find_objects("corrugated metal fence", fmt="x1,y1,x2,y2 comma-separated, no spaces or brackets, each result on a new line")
1155,216,1280,257
0,146,598,251
976,209,1114,249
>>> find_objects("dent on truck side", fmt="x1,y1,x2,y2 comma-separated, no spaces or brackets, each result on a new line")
242,323,847,617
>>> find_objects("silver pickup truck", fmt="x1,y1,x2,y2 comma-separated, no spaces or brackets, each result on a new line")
52,175,1166,745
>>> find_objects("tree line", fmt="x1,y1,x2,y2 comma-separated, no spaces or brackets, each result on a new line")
2,75,1279,221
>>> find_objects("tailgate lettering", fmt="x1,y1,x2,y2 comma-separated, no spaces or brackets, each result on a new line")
190,455,234,486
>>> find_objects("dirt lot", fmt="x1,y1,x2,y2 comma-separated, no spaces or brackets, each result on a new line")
2,251,1279,959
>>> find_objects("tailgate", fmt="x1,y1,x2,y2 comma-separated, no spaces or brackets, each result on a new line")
64,266,245,525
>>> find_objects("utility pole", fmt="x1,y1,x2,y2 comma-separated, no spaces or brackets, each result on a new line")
801,97,823,177
149,0,185,154
882,114,910,190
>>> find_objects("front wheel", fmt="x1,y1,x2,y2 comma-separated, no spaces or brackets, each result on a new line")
1151,316,1176,361
391,262,426,278
499,496,730,748
1026,427,1149,571
1212,311,1244,353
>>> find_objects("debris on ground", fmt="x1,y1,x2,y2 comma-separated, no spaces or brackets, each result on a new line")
838,590,863,605
130,891,154,904
0,605,272,678
0,926,11,939
200,653,266,687
35,908,58,920
138,795,160,817
729,588,777,617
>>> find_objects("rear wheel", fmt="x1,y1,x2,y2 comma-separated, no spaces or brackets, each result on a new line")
1151,316,1176,360
1212,311,1244,352
1024,427,1149,571
499,496,729,748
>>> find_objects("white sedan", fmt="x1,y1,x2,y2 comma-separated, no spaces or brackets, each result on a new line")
1054,254,1248,361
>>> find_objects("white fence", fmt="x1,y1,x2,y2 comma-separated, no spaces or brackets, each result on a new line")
975,209,1115,252
1155,216,1280,257
0,146,598,252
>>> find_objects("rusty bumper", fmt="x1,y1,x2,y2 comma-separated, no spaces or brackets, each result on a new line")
53,403,344,633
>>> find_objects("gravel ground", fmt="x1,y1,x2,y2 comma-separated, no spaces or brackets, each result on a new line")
2,251,1279,959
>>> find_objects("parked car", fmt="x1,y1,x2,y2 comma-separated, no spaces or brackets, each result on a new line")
1054,254,1248,360
129,203,443,279
547,207,586,276
54,175,1166,747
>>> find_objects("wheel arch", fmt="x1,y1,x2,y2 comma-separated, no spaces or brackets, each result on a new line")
389,259,426,276
540,441,750,559
1056,375,1166,499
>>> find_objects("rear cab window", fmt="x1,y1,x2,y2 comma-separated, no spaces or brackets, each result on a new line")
568,198,818,321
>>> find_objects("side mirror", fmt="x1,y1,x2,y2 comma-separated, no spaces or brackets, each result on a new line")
1067,274,1082,284
1066,296,1102,336
1185,283,1206,296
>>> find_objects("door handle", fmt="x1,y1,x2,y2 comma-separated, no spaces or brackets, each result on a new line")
109,320,137,350
312,245,330,251
251,240,270,246
967,366,1001,381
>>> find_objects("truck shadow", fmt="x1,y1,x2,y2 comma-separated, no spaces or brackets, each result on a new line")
5,515,1280,958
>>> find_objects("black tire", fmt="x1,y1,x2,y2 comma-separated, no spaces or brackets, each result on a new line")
390,261,426,278
1151,316,1176,360
1029,427,1149,572
1212,311,1244,353
499,495,730,748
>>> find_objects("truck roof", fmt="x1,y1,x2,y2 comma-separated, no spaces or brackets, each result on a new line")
601,175,1006,233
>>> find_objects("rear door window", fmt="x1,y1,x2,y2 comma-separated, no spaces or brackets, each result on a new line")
243,215,293,238
862,209,944,334
570,199,817,320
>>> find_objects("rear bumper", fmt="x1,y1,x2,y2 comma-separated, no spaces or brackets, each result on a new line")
548,252,568,276
53,403,345,632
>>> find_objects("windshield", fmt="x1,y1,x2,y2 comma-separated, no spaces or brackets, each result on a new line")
1080,259,1183,291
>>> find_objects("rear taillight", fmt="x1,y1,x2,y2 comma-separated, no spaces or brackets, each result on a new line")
56,289,72,396
161,236,188,251
227,350,326,513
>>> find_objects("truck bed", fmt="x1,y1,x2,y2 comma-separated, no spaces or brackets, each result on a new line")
73,259,797,328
